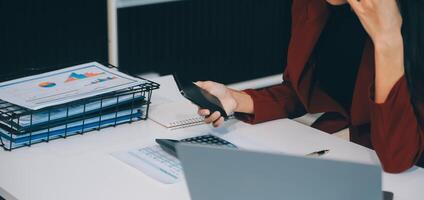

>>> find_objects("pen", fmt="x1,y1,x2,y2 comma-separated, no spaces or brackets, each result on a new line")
306,149,330,157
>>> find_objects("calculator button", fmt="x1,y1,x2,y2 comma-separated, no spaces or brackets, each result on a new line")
179,135,237,148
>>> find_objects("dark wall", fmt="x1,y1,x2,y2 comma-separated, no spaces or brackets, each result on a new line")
0,0,292,84
118,0,292,84
0,0,108,81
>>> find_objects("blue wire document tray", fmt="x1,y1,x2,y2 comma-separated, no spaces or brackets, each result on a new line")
0,62,159,151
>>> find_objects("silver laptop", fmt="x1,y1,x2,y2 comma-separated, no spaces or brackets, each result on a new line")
176,143,383,200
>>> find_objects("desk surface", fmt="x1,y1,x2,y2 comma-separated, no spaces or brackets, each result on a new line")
0,75,423,200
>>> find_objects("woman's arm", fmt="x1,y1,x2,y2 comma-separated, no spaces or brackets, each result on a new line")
230,89,254,114
196,75,307,127
235,79,307,124
348,0,424,173
374,34,404,103
348,0,404,102
369,77,424,173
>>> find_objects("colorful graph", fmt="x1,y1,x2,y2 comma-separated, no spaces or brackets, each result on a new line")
38,82,57,88
65,72,105,83
90,76,118,85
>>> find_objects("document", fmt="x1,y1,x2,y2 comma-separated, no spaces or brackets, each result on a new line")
0,107,143,148
0,93,144,129
112,145,183,184
0,62,145,110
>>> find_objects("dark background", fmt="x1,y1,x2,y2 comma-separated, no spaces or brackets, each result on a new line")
0,0,109,80
0,0,291,84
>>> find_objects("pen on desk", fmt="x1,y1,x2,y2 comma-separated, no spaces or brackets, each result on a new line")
306,149,330,157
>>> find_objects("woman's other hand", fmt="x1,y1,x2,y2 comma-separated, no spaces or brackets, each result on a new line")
348,0,404,103
347,0,402,45
195,81,237,127
196,81,254,127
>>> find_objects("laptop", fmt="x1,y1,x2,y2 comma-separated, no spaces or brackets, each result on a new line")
176,143,388,200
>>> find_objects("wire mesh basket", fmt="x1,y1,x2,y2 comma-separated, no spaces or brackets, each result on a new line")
0,63,159,151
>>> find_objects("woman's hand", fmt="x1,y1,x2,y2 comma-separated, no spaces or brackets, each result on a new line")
196,81,254,127
348,0,405,103
347,0,402,46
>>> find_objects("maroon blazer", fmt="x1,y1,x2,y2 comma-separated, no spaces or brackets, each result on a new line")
237,0,424,173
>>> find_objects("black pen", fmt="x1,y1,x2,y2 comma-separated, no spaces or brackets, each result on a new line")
306,149,330,157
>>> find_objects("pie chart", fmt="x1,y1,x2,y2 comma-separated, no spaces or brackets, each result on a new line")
38,82,57,88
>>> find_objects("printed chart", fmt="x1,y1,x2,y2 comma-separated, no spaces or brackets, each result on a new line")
0,62,144,110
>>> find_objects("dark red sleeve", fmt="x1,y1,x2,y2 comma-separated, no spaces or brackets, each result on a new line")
235,75,306,124
370,76,424,173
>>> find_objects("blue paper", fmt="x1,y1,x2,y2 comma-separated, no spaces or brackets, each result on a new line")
0,107,143,149
0,93,144,129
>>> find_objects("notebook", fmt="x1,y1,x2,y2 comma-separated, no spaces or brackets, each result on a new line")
149,101,205,130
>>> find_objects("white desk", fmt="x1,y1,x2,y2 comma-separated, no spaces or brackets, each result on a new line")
0,75,423,200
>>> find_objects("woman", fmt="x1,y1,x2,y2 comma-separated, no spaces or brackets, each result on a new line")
196,0,424,173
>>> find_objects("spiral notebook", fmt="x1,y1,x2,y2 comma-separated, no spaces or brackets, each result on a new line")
149,101,205,130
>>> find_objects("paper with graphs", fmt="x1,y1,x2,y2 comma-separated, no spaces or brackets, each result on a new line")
0,62,144,110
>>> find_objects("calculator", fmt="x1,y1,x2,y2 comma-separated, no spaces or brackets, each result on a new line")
180,134,237,148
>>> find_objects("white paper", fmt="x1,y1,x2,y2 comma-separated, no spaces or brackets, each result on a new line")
149,101,204,129
0,62,145,110
112,145,183,184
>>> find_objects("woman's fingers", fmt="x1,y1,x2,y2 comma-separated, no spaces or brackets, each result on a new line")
198,108,210,116
204,111,221,124
198,109,224,127
347,0,364,13
194,80,231,128
195,81,213,91
213,117,224,127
